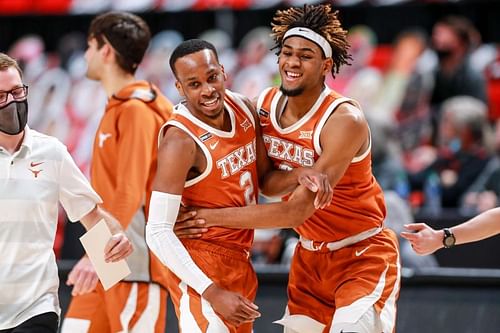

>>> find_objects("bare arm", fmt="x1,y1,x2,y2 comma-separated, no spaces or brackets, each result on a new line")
401,207,500,255
197,103,368,229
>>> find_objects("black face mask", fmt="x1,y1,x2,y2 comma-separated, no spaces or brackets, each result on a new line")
0,100,28,135
436,49,453,61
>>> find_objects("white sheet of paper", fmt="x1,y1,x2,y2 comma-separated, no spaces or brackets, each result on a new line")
79,220,131,290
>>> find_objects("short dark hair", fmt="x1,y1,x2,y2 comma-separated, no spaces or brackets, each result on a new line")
0,53,23,78
169,39,219,77
88,11,151,74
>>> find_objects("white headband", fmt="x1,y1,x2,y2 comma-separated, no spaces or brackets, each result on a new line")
283,27,332,58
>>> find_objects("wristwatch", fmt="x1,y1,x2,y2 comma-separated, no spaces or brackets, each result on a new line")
442,228,456,248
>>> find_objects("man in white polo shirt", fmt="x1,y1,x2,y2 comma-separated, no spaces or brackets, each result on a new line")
0,52,133,333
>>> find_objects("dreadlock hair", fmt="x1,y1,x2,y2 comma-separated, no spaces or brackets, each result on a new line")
271,4,351,77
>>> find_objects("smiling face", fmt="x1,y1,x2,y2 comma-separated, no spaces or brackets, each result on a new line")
278,36,332,97
174,49,226,120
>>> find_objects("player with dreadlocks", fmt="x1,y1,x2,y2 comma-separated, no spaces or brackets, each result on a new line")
182,4,401,332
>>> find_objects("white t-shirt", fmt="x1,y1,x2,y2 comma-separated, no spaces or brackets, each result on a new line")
0,127,102,329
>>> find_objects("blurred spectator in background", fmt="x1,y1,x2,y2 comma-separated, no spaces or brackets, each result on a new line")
140,30,184,103
409,96,493,212
430,15,488,144
199,28,238,86
371,121,410,200
327,25,379,108
460,116,500,215
383,191,439,270
232,26,277,100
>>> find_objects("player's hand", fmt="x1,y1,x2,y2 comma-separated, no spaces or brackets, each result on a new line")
296,168,333,209
104,232,133,262
400,223,443,255
174,207,208,239
66,256,99,296
202,284,261,326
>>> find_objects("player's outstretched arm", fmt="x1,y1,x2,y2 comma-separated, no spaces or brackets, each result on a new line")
401,207,500,255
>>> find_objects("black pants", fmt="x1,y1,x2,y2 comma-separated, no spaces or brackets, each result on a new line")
0,312,58,333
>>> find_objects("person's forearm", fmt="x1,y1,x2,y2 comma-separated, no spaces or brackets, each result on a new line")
80,205,124,235
260,168,301,197
198,189,316,229
451,208,500,245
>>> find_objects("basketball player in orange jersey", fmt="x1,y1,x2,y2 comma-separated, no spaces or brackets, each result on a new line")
61,12,173,333
182,4,401,333
145,39,332,333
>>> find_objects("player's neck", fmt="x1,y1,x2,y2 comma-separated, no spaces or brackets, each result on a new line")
285,85,325,119
203,108,230,131
0,130,24,154
100,68,136,98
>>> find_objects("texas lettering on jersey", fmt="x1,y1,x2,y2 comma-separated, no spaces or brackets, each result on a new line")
216,139,257,178
263,134,314,167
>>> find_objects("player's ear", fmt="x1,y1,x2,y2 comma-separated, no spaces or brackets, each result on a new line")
101,42,114,64
175,81,184,97
322,58,333,76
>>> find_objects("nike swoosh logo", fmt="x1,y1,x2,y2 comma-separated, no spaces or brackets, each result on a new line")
209,141,219,150
30,161,44,167
355,245,371,257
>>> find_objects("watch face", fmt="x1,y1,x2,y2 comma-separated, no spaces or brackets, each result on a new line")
444,235,455,247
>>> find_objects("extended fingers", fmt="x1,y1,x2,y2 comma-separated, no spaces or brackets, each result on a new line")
312,175,333,209
177,210,197,223
239,298,261,318
105,234,133,262
404,223,428,231
174,219,207,239
300,176,319,193
71,269,98,296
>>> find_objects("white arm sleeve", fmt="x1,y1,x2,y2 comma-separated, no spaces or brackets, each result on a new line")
146,191,213,295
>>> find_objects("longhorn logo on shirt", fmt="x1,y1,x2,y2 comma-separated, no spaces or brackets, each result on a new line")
98,132,112,148
216,140,257,178
28,161,44,178
263,134,314,167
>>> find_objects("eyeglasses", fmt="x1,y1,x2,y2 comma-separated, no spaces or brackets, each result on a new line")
0,85,28,105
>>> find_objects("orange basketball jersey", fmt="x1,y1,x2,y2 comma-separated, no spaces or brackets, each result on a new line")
257,87,386,242
163,90,257,251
